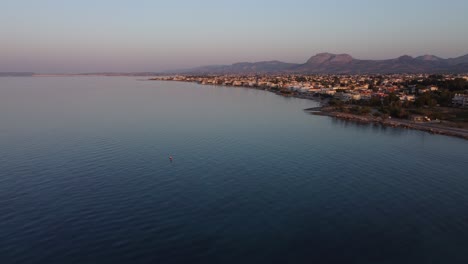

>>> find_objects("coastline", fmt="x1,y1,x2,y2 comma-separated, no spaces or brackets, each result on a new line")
151,79,468,140
307,107,468,140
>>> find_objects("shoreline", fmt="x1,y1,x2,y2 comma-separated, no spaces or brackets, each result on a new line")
308,107,468,140
151,78,328,102
150,79,468,140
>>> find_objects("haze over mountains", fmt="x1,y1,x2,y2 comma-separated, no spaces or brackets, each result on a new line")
2,54,468,76
172,53,468,74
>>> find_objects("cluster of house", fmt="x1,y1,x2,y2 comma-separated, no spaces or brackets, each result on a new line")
152,74,468,107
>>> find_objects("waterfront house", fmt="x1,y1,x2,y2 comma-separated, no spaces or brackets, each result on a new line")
411,115,429,123
452,94,468,108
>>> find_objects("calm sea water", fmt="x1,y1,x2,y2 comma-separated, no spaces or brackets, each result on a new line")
0,77,467,264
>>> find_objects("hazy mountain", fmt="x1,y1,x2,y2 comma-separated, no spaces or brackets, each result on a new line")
287,53,468,74
447,54,468,65
171,60,296,74
171,53,468,74
415,55,443,61
305,53,354,65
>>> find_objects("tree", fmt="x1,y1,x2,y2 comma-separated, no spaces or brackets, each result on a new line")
435,90,454,107
415,92,432,108
369,83,378,92
329,98,344,107
383,93,399,106
446,78,468,91
361,106,371,114
295,76,307,82
428,99,437,108
369,96,382,107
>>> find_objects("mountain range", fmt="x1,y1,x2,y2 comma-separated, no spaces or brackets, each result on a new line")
171,53,468,74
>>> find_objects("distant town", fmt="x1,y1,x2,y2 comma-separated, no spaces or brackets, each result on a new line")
151,73,468,139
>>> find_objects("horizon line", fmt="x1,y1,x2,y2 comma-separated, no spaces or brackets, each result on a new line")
2,51,468,75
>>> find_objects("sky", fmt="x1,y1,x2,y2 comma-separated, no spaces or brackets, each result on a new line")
1,0,468,73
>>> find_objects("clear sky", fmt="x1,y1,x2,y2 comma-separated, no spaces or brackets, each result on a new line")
1,0,468,73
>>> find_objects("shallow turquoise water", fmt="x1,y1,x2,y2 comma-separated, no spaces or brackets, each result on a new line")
0,77,467,263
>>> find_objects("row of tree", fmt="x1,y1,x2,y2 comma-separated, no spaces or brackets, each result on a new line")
408,76,468,92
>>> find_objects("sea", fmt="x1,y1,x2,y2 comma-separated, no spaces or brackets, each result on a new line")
0,76,467,264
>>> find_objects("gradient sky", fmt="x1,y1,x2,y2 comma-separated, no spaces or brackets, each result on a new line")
1,0,468,73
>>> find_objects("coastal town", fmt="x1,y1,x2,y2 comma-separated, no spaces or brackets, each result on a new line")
151,74,468,139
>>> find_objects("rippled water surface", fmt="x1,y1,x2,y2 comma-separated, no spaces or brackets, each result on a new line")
1,77,467,263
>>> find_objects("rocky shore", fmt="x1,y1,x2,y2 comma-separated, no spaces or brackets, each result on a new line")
307,107,468,140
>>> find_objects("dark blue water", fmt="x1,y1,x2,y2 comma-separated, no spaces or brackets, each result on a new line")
1,77,467,264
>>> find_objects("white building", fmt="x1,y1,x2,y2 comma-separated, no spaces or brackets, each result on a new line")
320,88,336,96
452,94,468,107
399,95,416,102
